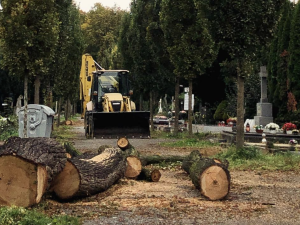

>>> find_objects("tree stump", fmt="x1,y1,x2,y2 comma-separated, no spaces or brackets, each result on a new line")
182,151,230,201
138,168,161,182
0,137,67,207
50,148,126,199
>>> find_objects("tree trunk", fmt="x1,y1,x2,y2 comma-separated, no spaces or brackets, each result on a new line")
34,75,40,104
138,168,161,182
139,94,143,111
56,97,62,128
236,74,245,148
0,137,67,207
182,151,230,201
174,77,180,135
50,148,126,200
188,78,193,136
23,74,28,138
140,154,186,166
150,92,154,131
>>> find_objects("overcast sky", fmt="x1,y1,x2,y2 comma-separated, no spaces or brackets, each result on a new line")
73,0,131,12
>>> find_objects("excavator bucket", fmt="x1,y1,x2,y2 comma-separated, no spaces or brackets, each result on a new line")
86,111,150,139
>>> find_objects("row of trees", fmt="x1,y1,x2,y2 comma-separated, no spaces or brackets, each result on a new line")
268,1,300,124
0,0,84,126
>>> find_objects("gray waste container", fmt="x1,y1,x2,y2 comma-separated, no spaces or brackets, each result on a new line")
18,104,55,138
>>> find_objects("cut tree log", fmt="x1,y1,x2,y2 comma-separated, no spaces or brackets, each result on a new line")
181,150,202,174
138,168,161,182
50,148,126,199
117,137,130,150
0,137,67,207
140,155,187,166
124,156,142,179
65,120,73,125
182,151,230,201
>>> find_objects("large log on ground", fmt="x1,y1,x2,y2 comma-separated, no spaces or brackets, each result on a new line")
50,148,126,199
117,137,131,150
138,168,161,182
0,137,67,207
182,151,230,201
139,155,186,166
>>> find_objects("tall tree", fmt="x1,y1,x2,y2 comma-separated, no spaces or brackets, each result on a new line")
160,0,216,135
51,1,84,125
0,0,60,105
268,0,293,118
119,0,173,130
288,2,300,107
207,0,282,148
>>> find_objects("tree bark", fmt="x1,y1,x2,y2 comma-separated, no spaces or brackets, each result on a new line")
140,154,186,166
50,148,126,200
0,137,67,207
150,92,154,131
188,78,193,136
182,151,230,201
23,73,28,138
56,97,62,128
138,168,161,182
174,77,180,135
181,150,202,174
34,75,40,104
236,74,245,148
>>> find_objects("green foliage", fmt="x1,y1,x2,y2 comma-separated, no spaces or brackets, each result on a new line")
0,206,80,225
82,4,126,69
0,115,18,141
217,146,262,161
288,2,300,104
51,2,84,102
160,0,216,79
0,0,60,80
213,100,228,121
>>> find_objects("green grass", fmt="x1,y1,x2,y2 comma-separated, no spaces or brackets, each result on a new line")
0,206,80,225
51,125,76,141
160,138,220,148
215,146,300,171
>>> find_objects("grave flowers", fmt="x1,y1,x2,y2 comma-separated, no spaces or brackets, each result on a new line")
254,125,263,133
289,139,298,145
265,122,280,131
282,122,297,132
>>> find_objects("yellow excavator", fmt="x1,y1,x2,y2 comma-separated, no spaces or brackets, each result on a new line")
80,53,150,138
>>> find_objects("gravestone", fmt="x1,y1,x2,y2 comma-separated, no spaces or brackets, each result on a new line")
254,66,273,126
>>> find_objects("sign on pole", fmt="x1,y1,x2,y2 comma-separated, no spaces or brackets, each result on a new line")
184,94,194,110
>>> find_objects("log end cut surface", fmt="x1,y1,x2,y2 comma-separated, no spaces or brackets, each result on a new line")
117,137,129,150
50,161,80,199
151,169,161,182
125,156,142,178
200,165,229,201
0,155,47,207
